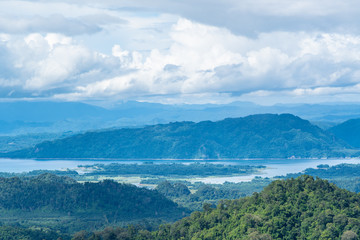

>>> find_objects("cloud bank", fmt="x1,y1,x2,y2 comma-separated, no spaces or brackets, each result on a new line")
1,0,360,104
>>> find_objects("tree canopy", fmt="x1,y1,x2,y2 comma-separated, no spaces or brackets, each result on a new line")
79,175,360,239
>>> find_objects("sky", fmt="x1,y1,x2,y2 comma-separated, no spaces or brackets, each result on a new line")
1,0,360,105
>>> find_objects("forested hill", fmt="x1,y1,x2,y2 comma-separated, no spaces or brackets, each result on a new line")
0,174,188,233
4,114,349,159
329,118,360,148
85,176,360,239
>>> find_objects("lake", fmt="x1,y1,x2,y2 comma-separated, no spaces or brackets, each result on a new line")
1,158,360,184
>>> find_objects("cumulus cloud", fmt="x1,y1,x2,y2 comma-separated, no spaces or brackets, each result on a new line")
8,0,360,40
49,19,360,103
0,33,124,97
2,0,360,104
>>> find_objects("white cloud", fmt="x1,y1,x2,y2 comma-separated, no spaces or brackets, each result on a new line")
1,0,360,104
7,0,359,40
240,83,360,105
68,0,360,36
230,0,351,16
0,33,123,95
0,15,100,35
49,19,360,103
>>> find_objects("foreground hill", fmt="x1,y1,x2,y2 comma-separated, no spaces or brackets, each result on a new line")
5,114,348,159
0,174,187,233
83,176,360,240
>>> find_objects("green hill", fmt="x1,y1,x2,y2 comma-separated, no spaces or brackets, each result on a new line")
84,176,360,240
0,225,68,240
4,114,349,159
329,118,360,148
0,174,188,233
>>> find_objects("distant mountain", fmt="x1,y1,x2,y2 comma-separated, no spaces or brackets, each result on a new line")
94,176,360,239
2,100,360,135
0,101,110,122
0,101,113,135
0,120,51,134
329,118,360,148
266,103,360,123
4,114,349,159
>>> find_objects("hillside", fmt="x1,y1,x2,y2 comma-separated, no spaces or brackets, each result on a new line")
329,118,360,148
0,174,187,233
4,114,349,159
84,176,360,239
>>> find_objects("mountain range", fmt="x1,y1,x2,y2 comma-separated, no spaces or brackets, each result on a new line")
2,100,360,135
3,113,355,159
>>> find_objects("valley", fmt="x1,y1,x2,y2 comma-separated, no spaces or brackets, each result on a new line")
2,0,360,238
1,113,360,239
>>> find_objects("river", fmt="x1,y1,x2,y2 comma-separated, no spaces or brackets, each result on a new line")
1,158,360,184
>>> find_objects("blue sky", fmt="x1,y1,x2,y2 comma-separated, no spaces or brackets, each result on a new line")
1,0,360,105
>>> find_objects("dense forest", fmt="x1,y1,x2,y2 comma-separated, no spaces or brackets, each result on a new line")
149,163,360,212
2,167,360,239
77,176,360,239
0,225,69,240
0,174,188,233
283,163,360,193
3,114,351,159
155,178,271,211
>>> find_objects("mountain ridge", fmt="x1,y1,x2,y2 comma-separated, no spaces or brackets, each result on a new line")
2,100,360,135
3,113,351,159
329,118,360,148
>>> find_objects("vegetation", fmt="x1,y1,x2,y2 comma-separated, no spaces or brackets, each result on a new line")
289,163,360,179
0,174,188,233
156,178,272,211
153,163,360,211
283,163,360,193
5,111,360,239
0,132,73,153
0,169,79,178
3,114,350,159
3,164,360,239
77,176,360,239
0,162,265,187
78,162,265,177
0,225,70,240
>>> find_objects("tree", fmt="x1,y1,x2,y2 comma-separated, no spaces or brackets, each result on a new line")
341,230,358,240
